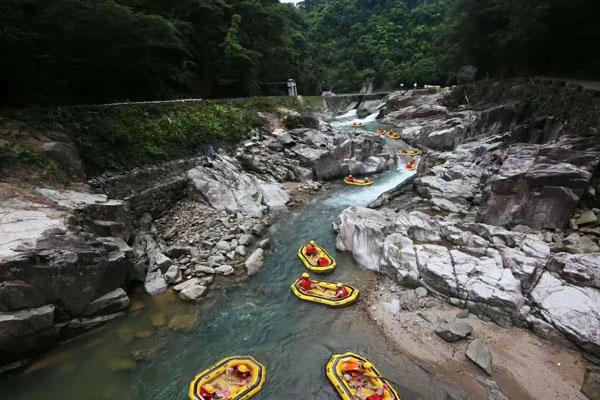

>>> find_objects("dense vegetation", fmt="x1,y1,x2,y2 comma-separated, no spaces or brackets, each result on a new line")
300,0,451,92
0,0,315,107
438,0,600,80
1,0,599,107
1,96,324,177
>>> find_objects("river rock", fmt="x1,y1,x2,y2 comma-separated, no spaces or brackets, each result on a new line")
83,288,129,316
246,248,265,276
207,254,226,267
215,265,234,276
144,270,168,295
173,278,201,292
216,240,231,251
466,339,493,375
195,265,215,275
179,283,207,302
435,322,473,342
239,234,253,246
577,210,598,226
258,238,270,249
164,264,182,284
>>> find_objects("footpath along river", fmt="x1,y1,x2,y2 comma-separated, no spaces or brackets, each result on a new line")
0,116,468,400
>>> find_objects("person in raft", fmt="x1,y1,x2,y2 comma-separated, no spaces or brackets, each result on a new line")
225,364,252,386
298,272,316,291
342,359,371,381
335,282,349,299
357,383,389,400
346,174,355,182
199,383,224,400
305,240,318,257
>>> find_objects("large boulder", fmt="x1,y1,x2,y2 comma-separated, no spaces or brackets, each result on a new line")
187,156,289,217
0,304,58,365
478,146,599,230
530,272,600,356
336,207,397,272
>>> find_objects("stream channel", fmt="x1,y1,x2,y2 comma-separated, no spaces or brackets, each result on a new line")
0,112,466,400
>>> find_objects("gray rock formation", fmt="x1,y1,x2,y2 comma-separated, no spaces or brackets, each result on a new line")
246,248,265,276
435,322,473,342
466,339,493,375
530,273,600,356
187,156,289,217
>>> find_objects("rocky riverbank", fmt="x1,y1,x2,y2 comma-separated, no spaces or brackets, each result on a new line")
336,80,600,399
0,109,398,373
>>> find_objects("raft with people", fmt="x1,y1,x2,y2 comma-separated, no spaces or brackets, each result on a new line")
405,158,418,171
344,175,373,186
326,352,400,400
385,130,401,140
188,355,266,400
399,148,422,157
298,240,336,272
291,273,359,307
352,122,365,129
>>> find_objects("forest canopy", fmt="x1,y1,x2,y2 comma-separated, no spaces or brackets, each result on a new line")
1,0,599,107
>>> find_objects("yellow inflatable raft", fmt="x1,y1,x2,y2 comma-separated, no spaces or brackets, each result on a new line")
399,148,422,157
297,242,336,273
352,122,365,129
290,277,359,307
386,131,401,140
188,355,266,400
376,128,387,136
343,177,373,186
326,352,401,400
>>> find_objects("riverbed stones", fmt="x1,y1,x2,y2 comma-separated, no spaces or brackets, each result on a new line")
435,322,473,342
246,248,265,276
466,339,493,375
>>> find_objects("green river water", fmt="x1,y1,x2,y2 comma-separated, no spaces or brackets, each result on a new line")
0,117,465,400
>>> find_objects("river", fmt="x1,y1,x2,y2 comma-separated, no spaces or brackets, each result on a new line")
0,113,464,400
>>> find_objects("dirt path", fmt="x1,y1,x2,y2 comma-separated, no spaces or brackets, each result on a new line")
366,278,588,400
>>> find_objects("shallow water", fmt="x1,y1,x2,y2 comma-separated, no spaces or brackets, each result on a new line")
0,120,460,400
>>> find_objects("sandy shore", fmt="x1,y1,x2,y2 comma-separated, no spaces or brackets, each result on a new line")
365,277,588,400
